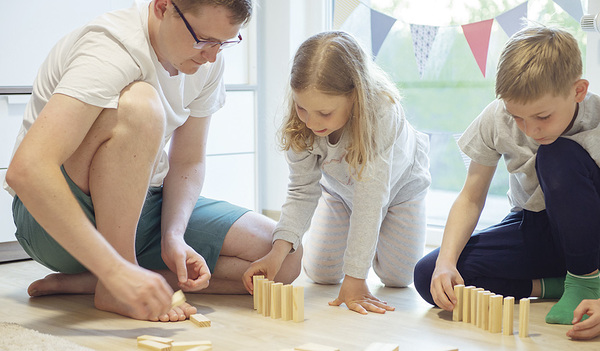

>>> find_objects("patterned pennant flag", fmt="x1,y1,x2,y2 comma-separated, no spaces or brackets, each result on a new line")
462,19,494,77
553,0,584,22
370,8,397,57
333,0,361,29
410,24,439,78
496,2,528,38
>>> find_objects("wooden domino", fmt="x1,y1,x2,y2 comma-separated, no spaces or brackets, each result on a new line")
364,342,399,351
137,335,174,345
171,340,212,351
171,290,186,309
138,340,172,351
190,313,211,327
293,286,304,322
253,275,265,310
519,298,530,338
482,292,492,331
503,296,514,335
471,287,483,325
281,284,294,321
452,284,464,321
262,280,273,317
489,294,503,333
462,286,474,323
271,282,283,319
293,343,340,351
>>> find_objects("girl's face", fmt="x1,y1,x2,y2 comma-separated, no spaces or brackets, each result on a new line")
292,87,354,142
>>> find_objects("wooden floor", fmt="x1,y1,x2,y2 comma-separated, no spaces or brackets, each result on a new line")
0,259,598,351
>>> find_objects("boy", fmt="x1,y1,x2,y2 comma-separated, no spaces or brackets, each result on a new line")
4,0,301,322
413,24,600,332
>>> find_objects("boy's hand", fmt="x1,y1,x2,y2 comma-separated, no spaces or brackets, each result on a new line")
567,299,600,340
161,236,210,292
329,275,395,315
431,262,464,311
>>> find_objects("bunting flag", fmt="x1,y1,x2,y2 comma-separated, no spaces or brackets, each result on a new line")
370,8,397,57
333,0,361,30
462,19,494,77
427,27,457,79
553,0,584,22
496,2,528,38
410,24,439,78
340,3,372,53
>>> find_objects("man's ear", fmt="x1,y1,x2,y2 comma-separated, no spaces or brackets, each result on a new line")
574,79,589,103
152,0,170,20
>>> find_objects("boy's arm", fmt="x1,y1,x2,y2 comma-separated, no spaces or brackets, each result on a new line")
431,160,496,311
160,115,211,290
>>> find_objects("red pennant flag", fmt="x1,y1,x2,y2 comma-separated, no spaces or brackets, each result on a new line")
462,19,494,77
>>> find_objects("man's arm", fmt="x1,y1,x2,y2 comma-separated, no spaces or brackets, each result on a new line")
161,115,212,290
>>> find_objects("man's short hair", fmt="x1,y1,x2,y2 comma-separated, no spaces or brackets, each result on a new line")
176,0,252,25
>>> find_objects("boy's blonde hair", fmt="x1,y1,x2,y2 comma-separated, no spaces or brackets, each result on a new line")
496,25,582,103
280,31,400,179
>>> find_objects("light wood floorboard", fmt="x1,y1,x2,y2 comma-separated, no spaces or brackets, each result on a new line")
0,259,598,350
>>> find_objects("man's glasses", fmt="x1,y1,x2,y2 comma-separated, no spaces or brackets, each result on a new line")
172,1,242,50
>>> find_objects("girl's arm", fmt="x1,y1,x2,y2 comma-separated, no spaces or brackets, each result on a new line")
431,160,496,311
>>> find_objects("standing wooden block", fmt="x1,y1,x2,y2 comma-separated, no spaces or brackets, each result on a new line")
462,286,474,323
482,292,492,330
471,287,483,325
262,280,273,317
489,294,503,333
503,296,515,335
255,277,266,314
281,284,294,321
293,286,304,322
476,289,487,328
452,284,464,321
519,298,530,338
252,275,264,310
271,282,283,319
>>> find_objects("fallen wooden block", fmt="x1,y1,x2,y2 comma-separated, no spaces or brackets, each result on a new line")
171,340,212,351
364,342,399,351
185,346,211,351
171,290,186,309
137,335,174,345
138,339,172,351
190,313,211,327
293,342,340,351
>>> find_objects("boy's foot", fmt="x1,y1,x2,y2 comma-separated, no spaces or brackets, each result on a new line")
28,272,97,296
546,272,600,324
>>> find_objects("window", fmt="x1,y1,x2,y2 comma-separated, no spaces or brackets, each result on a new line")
346,0,587,237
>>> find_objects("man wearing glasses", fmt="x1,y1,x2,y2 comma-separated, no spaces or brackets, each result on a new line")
5,0,301,321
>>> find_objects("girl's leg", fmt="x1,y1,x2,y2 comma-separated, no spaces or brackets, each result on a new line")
536,137,600,324
302,188,350,285
373,190,427,287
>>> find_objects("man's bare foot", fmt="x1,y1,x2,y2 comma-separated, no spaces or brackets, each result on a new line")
28,272,98,297
157,302,197,322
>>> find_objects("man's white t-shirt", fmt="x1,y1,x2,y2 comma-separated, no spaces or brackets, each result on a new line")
4,0,226,196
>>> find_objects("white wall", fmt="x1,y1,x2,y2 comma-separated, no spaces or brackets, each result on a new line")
255,0,331,213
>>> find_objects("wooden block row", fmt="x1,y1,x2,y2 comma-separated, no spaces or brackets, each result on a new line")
252,275,304,322
452,284,529,337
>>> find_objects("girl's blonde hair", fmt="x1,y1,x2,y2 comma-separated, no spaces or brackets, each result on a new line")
496,25,582,103
280,31,400,179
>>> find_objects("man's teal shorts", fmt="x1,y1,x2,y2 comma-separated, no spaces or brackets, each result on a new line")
12,167,249,274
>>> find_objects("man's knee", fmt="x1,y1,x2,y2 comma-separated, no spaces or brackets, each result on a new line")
413,252,437,306
117,81,166,141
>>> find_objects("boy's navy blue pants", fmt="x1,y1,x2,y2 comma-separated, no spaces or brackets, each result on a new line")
414,138,600,306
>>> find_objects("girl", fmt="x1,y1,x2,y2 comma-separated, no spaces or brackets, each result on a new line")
243,31,431,314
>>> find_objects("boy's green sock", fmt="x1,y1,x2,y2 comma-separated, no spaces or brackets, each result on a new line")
545,271,600,325
540,276,565,299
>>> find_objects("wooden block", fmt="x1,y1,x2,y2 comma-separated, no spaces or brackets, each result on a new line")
255,277,266,314
462,286,474,323
185,347,211,351
281,284,294,321
452,284,464,321
138,340,172,351
262,280,273,317
293,286,304,322
481,292,492,330
519,298,530,338
171,340,212,351
293,342,339,351
137,335,174,345
252,275,264,310
489,294,503,333
364,342,399,351
476,289,487,328
190,313,211,327
503,296,515,335
471,287,483,325
271,282,283,319
171,290,186,309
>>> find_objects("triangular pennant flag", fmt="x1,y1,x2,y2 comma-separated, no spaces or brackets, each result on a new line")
341,3,372,53
333,0,361,29
427,27,457,79
410,24,439,78
553,0,584,22
462,19,494,77
370,8,397,57
496,2,528,38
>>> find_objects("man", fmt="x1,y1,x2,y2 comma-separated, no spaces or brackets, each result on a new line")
5,0,301,322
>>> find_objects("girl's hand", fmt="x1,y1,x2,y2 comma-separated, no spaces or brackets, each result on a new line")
431,262,464,311
567,299,600,340
161,235,211,292
242,240,292,294
328,275,395,314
